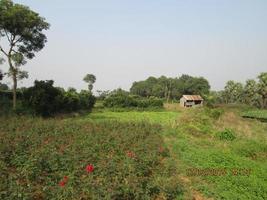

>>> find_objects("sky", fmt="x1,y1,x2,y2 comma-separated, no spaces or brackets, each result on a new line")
1,0,267,92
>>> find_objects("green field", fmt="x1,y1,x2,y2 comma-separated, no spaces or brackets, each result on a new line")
242,110,267,121
1,105,267,199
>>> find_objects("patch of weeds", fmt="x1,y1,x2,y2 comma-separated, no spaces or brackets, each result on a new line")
217,129,236,141
205,108,224,120
232,140,267,160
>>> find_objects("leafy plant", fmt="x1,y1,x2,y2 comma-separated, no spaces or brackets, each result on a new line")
218,129,236,141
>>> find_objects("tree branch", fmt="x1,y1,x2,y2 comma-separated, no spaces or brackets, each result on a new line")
4,29,11,44
0,46,8,57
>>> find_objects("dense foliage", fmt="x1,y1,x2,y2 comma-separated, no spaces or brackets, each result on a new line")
211,72,267,108
130,74,210,101
103,91,163,109
0,118,182,199
22,80,95,117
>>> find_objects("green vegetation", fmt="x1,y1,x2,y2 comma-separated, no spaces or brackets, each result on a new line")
242,110,267,121
88,110,180,126
130,75,210,101
103,91,163,109
0,1,266,199
88,106,267,199
214,72,267,109
0,0,50,109
217,128,236,141
1,105,266,199
0,116,182,200
0,80,96,117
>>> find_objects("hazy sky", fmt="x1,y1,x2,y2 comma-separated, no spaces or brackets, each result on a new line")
1,0,267,92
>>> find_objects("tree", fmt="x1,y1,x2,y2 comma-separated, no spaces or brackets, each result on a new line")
223,81,243,103
83,74,96,92
130,74,210,100
96,90,110,100
257,72,267,108
243,79,260,107
0,0,50,109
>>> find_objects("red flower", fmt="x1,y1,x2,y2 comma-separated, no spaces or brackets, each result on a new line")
59,176,68,187
85,164,94,173
126,151,135,158
59,180,66,187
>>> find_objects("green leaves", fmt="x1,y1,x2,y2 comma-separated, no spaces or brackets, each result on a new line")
83,74,96,92
130,74,210,99
0,0,50,59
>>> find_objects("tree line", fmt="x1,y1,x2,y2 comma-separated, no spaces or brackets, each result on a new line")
212,72,267,109
130,74,210,101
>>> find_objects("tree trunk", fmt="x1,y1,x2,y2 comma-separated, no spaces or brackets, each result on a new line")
12,73,17,110
167,90,170,103
8,55,17,110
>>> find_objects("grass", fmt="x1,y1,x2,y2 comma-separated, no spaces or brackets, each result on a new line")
1,104,267,199
87,106,267,199
87,110,181,126
162,107,267,199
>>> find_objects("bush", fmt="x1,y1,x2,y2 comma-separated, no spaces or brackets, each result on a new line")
23,80,63,117
103,94,138,108
205,108,224,120
103,93,163,109
218,129,236,141
79,90,96,110
23,80,95,117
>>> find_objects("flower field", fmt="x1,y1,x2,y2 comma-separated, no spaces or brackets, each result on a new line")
0,117,182,200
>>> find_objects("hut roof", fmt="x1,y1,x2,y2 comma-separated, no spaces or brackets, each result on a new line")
182,95,203,101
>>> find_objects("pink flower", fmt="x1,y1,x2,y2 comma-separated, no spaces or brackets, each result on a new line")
85,164,94,173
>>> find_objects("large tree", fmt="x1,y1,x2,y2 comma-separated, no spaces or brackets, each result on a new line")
0,0,49,109
243,79,260,107
223,80,243,104
83,74,96,93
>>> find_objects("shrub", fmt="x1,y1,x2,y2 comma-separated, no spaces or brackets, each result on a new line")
103,93,163,109
205,108,224,120
218,129,236,141
62,91,80,112
103,93,137,108
79,90,96,110
23,80,95,117
23,80,63,117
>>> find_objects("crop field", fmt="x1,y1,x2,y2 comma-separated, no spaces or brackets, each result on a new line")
242,109,267,121
0,105,267,199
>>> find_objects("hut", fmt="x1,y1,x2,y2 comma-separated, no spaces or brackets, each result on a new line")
180,95,203,107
